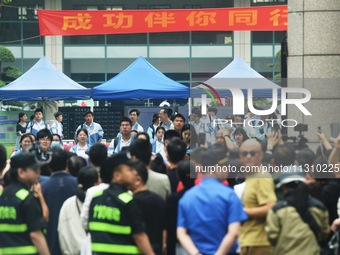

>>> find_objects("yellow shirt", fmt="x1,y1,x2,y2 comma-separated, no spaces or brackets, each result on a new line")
239,171,277,247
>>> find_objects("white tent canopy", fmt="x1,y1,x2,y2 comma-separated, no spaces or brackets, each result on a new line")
205,56,280,90
190,57,280,98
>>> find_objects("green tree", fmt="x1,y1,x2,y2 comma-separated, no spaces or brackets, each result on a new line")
0,45,21,87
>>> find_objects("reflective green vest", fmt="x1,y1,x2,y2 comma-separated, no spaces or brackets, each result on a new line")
0,188,38,255
88,188,141,254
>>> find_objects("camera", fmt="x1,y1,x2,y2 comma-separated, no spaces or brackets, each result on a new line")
294,124,308,132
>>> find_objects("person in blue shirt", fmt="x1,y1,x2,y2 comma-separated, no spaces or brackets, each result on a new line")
177,144,248,255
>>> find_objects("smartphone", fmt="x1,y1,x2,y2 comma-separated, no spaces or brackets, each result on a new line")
317,126,321,134
330,123,340,138
197,133,206,146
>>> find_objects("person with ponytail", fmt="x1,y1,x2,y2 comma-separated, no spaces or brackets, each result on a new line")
265,166,330,255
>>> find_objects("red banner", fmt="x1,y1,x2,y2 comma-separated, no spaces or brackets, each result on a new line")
38,6,287,36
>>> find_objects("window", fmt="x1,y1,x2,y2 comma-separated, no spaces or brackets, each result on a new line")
18,6,42,20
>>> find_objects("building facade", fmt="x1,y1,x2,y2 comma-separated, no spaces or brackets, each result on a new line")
0,0,286,89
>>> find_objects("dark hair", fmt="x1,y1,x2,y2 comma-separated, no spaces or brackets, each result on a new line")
76,128,88,138
49,148,68,172
129,109,140,116
129,139,152,165
151,113,159,124
68,155,87,177
17,112,26,124
177,160,196,189
78,166,98,191
133,161,148,184
54,112,63,118
34,108,43,114
89,143,107,167
149,154,167,174
191,108,202,118
37,128,52,141
173,113,185,122
273,144,295,167
84,111,94,117
233,127,249,142
20,133,33,144
190,147,207,165
0,144,7,173
167,138,186,164
52,134,62,144
156,126,166,134
161,108,172,117
136,132,150,144
100,157,114,183
208,107,217,114
181,124,197,148
296,148,316,168
120,117,132,126
26,133,36,142
164,129,181,141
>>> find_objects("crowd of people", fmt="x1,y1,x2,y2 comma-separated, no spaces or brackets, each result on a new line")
0,106,339,255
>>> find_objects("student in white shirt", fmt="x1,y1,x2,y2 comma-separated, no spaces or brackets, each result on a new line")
152,126,165,154
50,112,64,140
70,128,89,161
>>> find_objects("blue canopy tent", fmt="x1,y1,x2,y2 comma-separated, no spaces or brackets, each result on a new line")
190,57,281,100
0,56,91,101
92,56,189,100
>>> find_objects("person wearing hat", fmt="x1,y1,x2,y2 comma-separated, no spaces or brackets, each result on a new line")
0,152,50,255
75,110,104,149
50,111,64,140
88,152,155,255
265,165,329,255
177,144,248,255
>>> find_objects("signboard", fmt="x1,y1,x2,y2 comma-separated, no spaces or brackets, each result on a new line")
38,5,287,36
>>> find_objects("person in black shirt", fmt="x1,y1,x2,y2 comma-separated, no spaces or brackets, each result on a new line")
166,160,196,255
0,152,50,254
132,161,166,255
166,138,187,193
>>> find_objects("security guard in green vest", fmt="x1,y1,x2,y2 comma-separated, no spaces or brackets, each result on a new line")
88,152,155,255
0,152,50,255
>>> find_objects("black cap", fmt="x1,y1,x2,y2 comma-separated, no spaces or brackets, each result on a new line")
10,152,44,169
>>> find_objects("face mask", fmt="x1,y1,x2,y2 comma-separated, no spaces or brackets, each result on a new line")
51,141,61,149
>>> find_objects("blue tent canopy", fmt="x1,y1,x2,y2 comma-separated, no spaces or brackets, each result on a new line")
0,56,91,101
92,56,189,100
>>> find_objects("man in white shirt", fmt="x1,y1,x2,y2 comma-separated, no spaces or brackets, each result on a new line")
75,111,104,149
50,111,64,139
26,108,50,136
160,108,174,131
108,117,135,155
129,109,144,133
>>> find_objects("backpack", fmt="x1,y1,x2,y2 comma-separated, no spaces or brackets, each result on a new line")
149,124,156,140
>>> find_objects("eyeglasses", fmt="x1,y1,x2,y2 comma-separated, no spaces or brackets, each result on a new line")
39,138,51,142
240,151,258,157
121,124,131,127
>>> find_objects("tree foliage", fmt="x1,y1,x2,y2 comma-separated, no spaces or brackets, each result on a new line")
0,45,20,87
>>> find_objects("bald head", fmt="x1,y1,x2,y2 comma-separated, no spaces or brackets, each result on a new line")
239,139,263,167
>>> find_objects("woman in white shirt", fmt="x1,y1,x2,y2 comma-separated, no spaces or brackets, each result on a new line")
70,128,89,161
